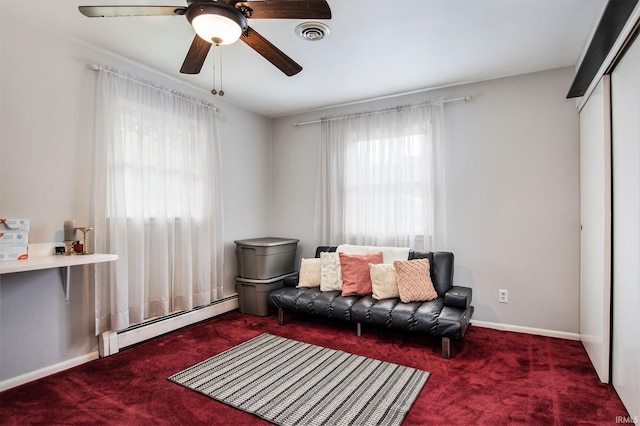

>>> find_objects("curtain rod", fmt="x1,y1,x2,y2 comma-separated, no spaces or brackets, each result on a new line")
293,95,471,127
87,64,221,112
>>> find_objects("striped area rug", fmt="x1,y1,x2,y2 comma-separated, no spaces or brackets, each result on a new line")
169,333,429,426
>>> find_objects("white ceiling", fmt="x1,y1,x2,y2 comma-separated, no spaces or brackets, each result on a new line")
27,0,606,117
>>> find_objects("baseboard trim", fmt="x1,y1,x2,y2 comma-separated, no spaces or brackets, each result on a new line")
0,351,100,392
112,297,239,355
471,320,580,341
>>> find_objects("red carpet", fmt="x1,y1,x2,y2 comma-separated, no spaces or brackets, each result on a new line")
0,310,629,425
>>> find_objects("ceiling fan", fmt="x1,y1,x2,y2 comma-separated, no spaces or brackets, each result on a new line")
78,0,332,77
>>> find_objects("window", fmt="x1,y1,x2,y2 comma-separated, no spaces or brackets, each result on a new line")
116,99,208,220
315,102,445,250
344,134,430,238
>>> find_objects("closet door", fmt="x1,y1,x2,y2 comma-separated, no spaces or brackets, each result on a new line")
611,33,640,419
579,76,612,384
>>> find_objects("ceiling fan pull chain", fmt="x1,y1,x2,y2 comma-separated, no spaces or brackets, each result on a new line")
219,46,224,96
211,43,217,95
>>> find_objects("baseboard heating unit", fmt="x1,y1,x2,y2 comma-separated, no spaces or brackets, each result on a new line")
99,296,239,357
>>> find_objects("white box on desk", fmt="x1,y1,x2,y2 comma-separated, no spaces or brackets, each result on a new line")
0,218,30,231
0,245,28,261
0,231,29,246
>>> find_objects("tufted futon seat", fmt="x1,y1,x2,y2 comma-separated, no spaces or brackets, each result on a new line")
268,246,474,358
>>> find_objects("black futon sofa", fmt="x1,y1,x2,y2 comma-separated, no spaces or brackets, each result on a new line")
268,246,474,359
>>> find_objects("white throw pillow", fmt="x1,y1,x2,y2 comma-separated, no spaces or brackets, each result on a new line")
336,244,410,264
369,263,399,300
320,251,343,291
297,258,321,288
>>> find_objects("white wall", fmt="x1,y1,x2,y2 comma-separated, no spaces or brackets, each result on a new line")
271,67,581,334
0,12,271,382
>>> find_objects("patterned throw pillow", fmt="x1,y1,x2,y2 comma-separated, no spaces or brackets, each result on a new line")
393,259,438,302
297,258,321,288
320,251,342,291
339,252,383,296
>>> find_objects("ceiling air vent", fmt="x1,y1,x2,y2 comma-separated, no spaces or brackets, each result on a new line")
295,22,330,41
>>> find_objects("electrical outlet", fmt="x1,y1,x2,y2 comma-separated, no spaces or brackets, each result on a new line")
498,289,509,303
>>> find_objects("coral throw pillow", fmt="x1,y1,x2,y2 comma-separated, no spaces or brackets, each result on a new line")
339,252,383,296
393,259,438,302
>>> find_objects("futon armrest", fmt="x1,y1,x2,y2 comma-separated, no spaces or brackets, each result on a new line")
444,286,472,309
283,275,299,288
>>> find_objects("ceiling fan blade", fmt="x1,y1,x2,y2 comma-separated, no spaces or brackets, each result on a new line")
236,1,331,19
78,6,186,18
241,27,302,76
180,36,212,74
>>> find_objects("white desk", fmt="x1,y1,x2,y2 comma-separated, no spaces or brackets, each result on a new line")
0,251,118,302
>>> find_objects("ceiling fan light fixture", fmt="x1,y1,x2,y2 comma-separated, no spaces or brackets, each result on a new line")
187,4,247,45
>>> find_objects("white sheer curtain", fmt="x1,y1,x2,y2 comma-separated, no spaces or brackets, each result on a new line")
314,101,446,251
92,67,224,334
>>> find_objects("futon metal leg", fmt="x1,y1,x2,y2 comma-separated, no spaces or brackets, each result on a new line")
442,337,451,359
356,322,362,336
278,308,285,326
